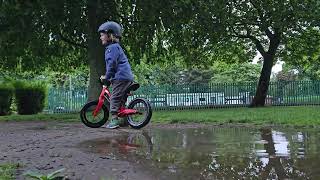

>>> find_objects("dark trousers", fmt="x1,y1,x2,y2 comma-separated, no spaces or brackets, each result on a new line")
110,80,132,116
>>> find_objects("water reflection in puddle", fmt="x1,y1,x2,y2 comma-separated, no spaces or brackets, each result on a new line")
78,127,320,179
78,131,153,160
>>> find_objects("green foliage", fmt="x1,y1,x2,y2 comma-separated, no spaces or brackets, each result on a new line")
0,163,18,180
211,61,262,83
166,0,319,106
1,0,319,106
134,61,214,86
133,57,263,87
40,67,89,89
0,83,14,116
0,1,87,72
274,68,298,82
0,66,89,89
23,168,65,180
0,0,252,71
13,80,48,115
281,28,320,80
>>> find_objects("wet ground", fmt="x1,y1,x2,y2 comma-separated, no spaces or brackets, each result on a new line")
1,121,320,180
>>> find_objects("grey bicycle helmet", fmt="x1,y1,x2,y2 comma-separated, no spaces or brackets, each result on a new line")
98,21,122,37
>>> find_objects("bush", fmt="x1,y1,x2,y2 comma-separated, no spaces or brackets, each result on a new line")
14,81,48,115
0,83,14,116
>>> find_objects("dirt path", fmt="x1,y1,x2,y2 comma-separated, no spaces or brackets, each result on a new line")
0,121,163,180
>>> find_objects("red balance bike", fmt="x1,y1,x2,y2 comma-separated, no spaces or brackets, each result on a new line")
80,79,152,129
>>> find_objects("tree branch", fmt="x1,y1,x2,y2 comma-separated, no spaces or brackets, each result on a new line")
267,29,281,54
230,26,266,56
232,33,266,56
251,36,267,56
58,32,88,49
249,0,264,20
249,0,274,39
265,28,273,39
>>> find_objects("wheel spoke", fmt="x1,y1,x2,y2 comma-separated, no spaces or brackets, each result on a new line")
128,100,148,125
81,100,108,128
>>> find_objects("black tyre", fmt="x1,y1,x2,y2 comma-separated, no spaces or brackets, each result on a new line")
127,98,152,129
80,100,109,128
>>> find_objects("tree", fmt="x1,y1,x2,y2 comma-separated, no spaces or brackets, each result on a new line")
220,0,319,106
3,0,318,106
167,0,319,106
0,0,167,101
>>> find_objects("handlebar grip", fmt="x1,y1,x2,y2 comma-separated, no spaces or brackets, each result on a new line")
99,78,110,86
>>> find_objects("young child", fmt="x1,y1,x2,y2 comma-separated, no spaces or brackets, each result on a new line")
98,21,134,129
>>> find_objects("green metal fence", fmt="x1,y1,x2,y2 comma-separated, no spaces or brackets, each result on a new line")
45,81,320,113
47,88,87,113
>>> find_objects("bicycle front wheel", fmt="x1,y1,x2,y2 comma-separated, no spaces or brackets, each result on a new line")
80,100,109,128
127,98,152,129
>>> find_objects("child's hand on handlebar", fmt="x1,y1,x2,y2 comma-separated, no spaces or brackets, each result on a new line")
100,75,106,81
100,75,111,86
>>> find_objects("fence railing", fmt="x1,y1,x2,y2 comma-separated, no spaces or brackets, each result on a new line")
45,81,320,113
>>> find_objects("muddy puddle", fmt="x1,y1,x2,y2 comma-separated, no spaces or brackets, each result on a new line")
78,127,320,180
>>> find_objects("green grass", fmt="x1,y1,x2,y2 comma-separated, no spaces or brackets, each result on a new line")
152,106,320,126
0,164,18,180
0,113,79,122
0,106,320,127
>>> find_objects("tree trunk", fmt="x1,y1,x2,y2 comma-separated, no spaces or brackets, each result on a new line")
260,128,288,179
250,35,280,107
250,53,274,107
87,0,105,102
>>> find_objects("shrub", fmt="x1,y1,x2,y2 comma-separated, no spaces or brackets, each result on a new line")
14,80,48,115
0,83,14,116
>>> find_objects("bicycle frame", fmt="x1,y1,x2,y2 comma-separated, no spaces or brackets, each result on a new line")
92,85,138,117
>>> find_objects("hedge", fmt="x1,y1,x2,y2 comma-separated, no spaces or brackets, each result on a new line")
13,81,48,115
0,83,14,116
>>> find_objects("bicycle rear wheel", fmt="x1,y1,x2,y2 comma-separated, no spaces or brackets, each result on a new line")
80,100,109,128
127,98,152,129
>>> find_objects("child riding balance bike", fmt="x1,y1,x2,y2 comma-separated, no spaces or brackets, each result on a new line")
80,21,152,129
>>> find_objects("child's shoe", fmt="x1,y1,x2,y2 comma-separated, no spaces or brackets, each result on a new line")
105,118,120,129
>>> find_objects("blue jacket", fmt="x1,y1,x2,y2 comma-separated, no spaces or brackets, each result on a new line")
105,43,134,81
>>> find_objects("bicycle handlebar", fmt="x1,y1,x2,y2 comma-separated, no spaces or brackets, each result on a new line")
99,78,110,87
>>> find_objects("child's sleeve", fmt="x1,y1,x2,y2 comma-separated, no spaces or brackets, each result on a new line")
105,45,120,80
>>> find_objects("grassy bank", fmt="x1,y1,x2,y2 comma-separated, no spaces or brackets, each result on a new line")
0,113,79,122
0,164,18,180
152,106,320,126
0,106,319,126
